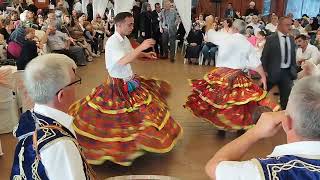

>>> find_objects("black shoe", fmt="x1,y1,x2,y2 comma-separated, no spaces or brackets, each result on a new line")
170,58,175,63
237,130,246,136
217,130,226,137
273,92,280,96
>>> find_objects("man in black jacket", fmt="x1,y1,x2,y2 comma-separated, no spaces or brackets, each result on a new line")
261,17,297,109
151,3,162,57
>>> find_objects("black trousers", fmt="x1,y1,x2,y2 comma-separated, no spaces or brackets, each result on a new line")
267,68,294,110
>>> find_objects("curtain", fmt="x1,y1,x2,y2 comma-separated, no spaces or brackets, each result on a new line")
81,0,89,15
93,0,108,18
286,0,320,18
114,0,135,14
175,0,192,35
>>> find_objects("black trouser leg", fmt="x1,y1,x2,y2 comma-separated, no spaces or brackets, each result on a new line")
278,69,294,110
162,30,169,57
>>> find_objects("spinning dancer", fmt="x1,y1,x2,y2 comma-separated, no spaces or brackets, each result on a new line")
185,19,279,132
69,12,182,166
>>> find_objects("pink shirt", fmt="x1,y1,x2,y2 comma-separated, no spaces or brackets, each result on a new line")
247,36,257,46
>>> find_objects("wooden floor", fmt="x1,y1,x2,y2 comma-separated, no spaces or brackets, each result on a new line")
0,53,286,180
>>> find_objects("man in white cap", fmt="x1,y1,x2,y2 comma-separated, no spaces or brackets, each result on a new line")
245,1,259,16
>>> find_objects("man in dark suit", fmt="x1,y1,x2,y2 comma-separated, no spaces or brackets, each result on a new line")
261,17,297,110
151,3,163,57
224,3,236,19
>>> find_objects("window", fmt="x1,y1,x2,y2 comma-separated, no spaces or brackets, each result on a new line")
263,0,272,16
286,0,320,18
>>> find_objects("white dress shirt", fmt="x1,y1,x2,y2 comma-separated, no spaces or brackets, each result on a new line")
207,32,261,70
265,23,277,33
105,31,134,80
248,23,261,35
277,31,292,68
34,104,86,180
296,44,320,65
215,141,320,180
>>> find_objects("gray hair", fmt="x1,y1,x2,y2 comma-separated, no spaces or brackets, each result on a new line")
232,19,247,35
24,54,77,104
287,75,320,139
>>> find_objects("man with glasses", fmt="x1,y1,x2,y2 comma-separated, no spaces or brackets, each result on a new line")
11,54,94,180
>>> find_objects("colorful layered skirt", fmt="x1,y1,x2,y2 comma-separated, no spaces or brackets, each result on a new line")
69,75,182,166
185,68,280,131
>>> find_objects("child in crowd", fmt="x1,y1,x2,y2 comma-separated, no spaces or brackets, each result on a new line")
84,24,99,56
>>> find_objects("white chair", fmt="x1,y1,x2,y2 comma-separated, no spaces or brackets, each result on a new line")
0,66,19,134
0,139,3,156
0,85,19,134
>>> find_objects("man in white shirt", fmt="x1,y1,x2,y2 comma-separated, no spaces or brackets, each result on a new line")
265,15,278,33
10,54,93,180
247,15,261,35
295,34,320,66
206,75,320,180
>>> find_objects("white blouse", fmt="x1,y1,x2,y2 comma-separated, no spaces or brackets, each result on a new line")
207,31,261,70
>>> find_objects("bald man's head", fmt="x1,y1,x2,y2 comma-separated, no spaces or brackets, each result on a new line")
277,16,292,35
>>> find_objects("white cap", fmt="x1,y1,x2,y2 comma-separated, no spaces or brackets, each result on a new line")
249,1,255,6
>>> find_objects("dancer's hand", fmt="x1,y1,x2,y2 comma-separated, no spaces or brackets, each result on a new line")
250,111,285,139
144,52,157,60
260,76,267,90
139,39,156,51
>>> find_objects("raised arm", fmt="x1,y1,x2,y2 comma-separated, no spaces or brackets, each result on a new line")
118,39,155,65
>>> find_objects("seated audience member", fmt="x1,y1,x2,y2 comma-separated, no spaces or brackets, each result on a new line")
84,24,99,56
220,18,233,33
0,19,14,41
265,15,278,33
295,34,320,67
10,53,94,179
247,15,261,35
185,22,203,64
314,29,320,50
91,14,106,53
42,23,87,66
197,14,206,29
106,16,115,37
292,19,306,34
246,26,256,46
42,12,62,31
255,30,267,58
176,15,186,47
202,15,218,66
36,15,45,30
16,28,39,70
206,74,320,180
245,1,259,16
297,60,319,79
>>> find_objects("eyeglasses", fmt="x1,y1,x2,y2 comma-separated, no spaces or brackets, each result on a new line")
56,72,82,95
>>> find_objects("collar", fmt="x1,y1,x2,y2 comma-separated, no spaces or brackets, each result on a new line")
277,31,288,37
114,31,125,42
268,141,320,158
33,104,75,136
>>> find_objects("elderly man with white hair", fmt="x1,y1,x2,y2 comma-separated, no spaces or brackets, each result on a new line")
185,19,279,133
206,75,320,180
10,54,94,180
245,1,259,16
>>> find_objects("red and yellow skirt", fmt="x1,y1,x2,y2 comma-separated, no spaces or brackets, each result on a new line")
69,76,182,166
185,68,279,131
